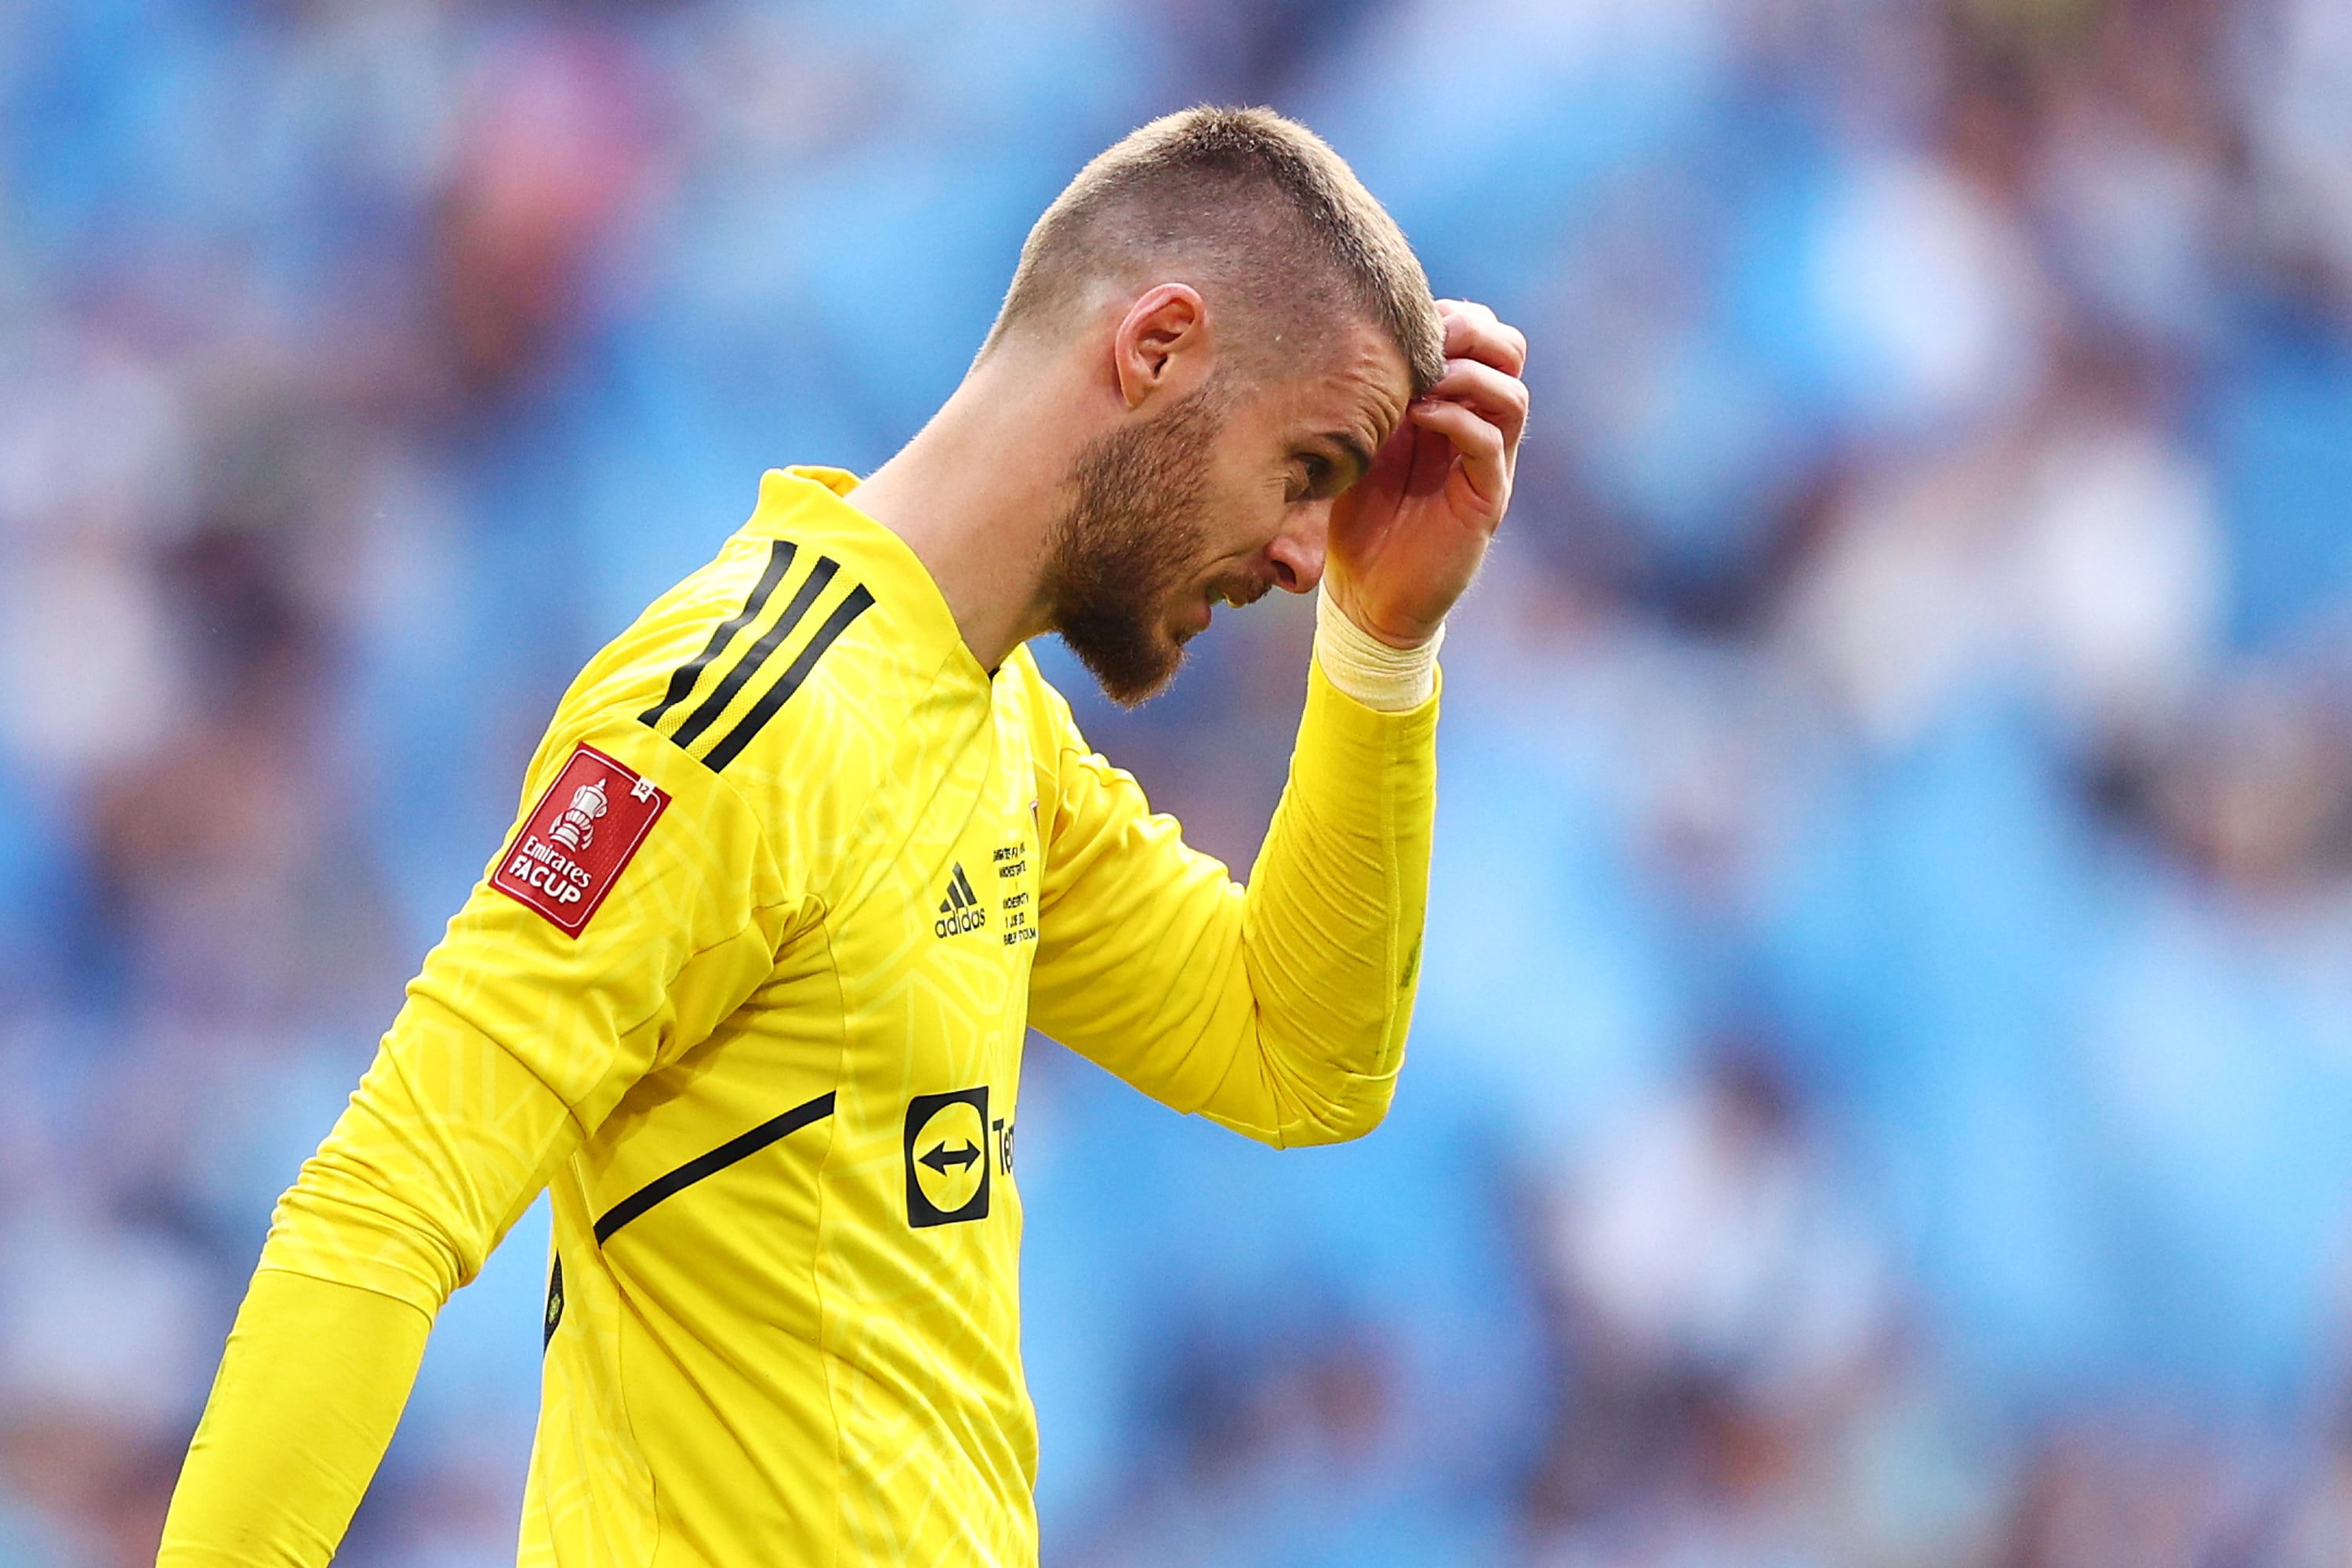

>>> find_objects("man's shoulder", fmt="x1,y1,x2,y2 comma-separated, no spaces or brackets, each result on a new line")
627,549,885,770
549,517,975,838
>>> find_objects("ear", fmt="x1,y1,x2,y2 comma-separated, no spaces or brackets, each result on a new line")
1111,283,1209,411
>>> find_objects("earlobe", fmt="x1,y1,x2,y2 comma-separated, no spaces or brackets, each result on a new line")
1112,282,1207,410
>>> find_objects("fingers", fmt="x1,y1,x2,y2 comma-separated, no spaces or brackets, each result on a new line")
1436,298,1528,379
1409,397,1509,515
1422,355,1528,452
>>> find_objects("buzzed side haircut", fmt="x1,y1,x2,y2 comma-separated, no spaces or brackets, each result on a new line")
983,106,1446,396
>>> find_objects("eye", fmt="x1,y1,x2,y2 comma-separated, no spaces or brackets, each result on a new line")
1292,454,1332,501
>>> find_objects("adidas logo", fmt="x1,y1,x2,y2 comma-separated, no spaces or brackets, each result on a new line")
933,862,985,938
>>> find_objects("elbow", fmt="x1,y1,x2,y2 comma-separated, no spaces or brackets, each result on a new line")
1203,996,1410,1148
1241,1009,1408,1148
263,1156,473,1312
1276,1071,1399,1149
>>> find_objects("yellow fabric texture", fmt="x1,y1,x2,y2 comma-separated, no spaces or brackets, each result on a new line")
161,1270,429,1566
158,466,1439,1568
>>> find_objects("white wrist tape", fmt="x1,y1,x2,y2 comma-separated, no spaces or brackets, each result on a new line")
1314,586,1443,712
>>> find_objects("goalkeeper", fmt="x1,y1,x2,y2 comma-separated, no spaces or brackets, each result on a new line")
160,105,1527,1566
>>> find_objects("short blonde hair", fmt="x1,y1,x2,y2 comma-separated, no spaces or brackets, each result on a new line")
985,106,1446,395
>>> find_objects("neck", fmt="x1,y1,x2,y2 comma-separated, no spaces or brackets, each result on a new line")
848,348,1084,673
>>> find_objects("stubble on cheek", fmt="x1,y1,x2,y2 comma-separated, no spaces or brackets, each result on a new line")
1042,387,1225,706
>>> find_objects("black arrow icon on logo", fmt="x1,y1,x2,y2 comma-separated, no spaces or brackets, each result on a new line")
920,1139,981,1175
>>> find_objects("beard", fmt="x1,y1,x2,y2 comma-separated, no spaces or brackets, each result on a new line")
1040,383,1225,707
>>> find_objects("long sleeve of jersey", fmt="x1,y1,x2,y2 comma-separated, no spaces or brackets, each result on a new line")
1025,656,1439,1145
158,718,802,1566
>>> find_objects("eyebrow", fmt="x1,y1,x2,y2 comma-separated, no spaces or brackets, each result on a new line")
1318,432,1375,488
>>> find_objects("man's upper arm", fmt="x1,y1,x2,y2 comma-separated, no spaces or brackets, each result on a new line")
1022,671,1301,1133
1027,728,1259,1103
261,716,804,1311
160,712,811,1566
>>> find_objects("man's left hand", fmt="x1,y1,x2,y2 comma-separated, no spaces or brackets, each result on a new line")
1323,299,1528,648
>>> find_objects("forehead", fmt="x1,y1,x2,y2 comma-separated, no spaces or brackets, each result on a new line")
1247,321,1413,440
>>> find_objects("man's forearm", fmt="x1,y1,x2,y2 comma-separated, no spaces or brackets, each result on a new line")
160,987,584,1561
1214,650,1439,1145
159,1269,432,1565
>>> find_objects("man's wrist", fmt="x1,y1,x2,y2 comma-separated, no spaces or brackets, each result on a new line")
1314,586,1442,711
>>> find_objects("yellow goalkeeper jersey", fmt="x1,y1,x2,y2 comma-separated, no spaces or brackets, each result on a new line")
158,466,1439,1568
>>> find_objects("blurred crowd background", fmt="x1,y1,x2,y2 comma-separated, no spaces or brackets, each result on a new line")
3,0,2352,1562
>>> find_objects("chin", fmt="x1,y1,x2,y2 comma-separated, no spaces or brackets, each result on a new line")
1057,612,1186,709
1095,665,1181,710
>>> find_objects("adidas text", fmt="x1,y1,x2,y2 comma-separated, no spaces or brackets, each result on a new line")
934,862,985,938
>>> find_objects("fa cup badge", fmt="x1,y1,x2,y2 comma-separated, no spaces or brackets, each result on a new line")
550,778,610,850
492,746,669,937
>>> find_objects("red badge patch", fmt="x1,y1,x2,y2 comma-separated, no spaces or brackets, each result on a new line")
492,744,670,937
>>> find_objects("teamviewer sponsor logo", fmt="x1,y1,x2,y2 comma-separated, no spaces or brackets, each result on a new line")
905,1087,990,1228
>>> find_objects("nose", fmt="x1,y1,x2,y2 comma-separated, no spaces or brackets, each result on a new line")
1265,509,1329,595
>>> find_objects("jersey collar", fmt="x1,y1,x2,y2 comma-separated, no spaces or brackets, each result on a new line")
743,466,993,688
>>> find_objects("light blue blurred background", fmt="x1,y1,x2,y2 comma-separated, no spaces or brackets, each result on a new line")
4,0,2352,1562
